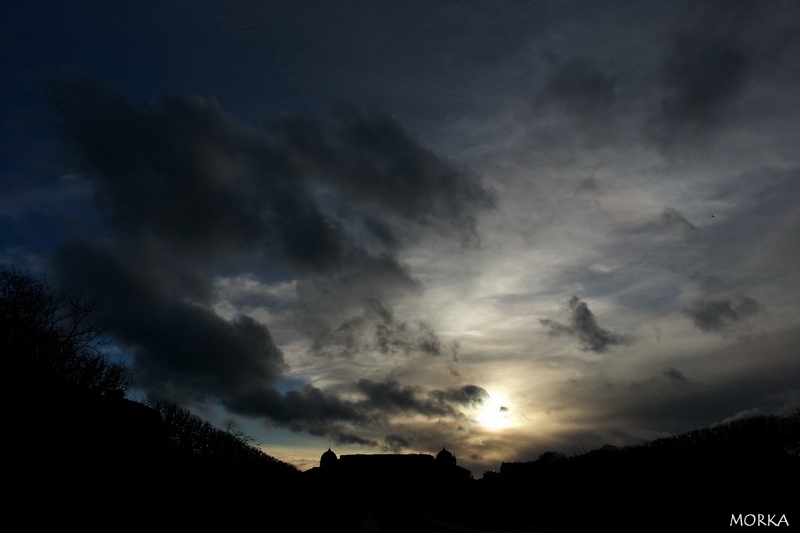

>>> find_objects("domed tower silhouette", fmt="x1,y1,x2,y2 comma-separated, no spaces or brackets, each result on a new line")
320,447,338,468
436,447,457,467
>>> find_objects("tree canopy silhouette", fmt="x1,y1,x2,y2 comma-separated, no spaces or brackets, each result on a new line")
1,266,129,394
145,397,299,476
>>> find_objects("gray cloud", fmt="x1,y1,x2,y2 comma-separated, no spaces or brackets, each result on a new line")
662,208,700,241
549,328,800,439
312,299,449,358
631,368,690,391
661,37,748,123
541,296,632,352
662,367,688,384
714,407,767,426
682,295,762,332
384,433,413,451
543,58,618,119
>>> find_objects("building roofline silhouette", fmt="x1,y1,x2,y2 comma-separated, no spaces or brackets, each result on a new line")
305,446,472,506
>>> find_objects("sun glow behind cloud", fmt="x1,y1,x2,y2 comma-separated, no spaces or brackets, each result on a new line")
477,391,513,430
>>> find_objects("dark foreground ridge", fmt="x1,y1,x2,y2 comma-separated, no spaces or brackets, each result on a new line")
483,414,799,532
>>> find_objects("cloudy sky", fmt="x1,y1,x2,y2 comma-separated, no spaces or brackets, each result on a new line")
2,1,799,474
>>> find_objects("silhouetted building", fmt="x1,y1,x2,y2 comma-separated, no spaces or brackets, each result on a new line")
306,447,471,507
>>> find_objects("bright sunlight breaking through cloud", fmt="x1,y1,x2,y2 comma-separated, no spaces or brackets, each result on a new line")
478,391,512,430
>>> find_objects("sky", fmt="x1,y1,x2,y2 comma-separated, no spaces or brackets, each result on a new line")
2,0,799,475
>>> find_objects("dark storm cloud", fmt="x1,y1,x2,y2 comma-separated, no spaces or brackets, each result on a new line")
645,35,748,147
429,384,490,406
45,72,493,272
52,240,285,397
540,296,632,353
356,379,439,414
45,74,271,262
44,72,347,274
682,295,762,332
225,378,488,440
356,379,488,418
312,299,448,358
43,72,494,434
330,432,379,447
226,385,368,427
275,105,495,246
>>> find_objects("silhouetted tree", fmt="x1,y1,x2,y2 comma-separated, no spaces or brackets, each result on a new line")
537,450,567,463
144,397,298,476
1,266,129,394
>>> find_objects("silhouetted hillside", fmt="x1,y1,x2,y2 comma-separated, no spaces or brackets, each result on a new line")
145,397,298,477
477,413,799,532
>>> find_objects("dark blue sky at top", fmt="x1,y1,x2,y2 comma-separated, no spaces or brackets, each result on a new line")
2,1,550,123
